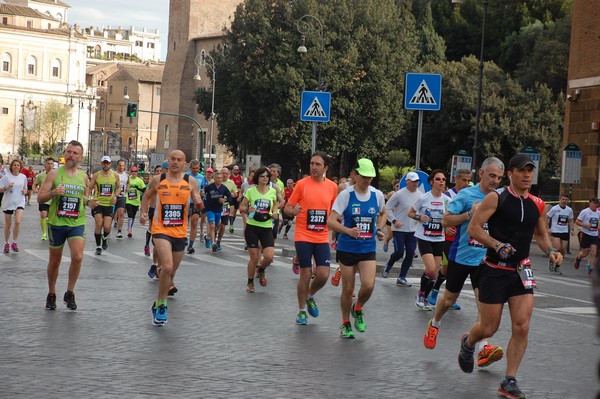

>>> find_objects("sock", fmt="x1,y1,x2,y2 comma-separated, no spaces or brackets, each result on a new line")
505,375,517,382
342,319,350,325
40,217,47,234
431,319,441,328
103,232,109,240
155,298,167,307
230,215,235,224
354,304,363,312
433,271,446,290
145,231,151,246
419,273,431,293
189,240,194,249
299,307,307,312
475,339,489,353
423,273,437,297
94,233,101,246
247,278,254,284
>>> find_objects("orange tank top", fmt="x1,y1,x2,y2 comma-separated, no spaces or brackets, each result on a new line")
152,173,191,238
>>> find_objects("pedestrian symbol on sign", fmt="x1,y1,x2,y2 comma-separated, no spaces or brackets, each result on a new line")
409,80,437,106
304,97,327,118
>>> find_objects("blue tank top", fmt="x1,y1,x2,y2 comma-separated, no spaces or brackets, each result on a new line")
448,184,488,266
337,190,380,254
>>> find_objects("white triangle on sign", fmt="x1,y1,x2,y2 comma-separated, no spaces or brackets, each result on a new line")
304,97,327,118
409,80,437,105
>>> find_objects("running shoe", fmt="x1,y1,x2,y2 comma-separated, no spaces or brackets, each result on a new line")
423,320,439,349
331,266,342,286
229,225,234,234
307,297,319,317
283,233,288,240
296,310,308,325
450,302,461,310
586,262,593,276
63,290,77,310
152,303,168,326
187,247,195,254
383,241,389,252
246,282,255,293
114,221,117,228
127,230,133,238
351,304,366,332
147,264,157,279
477,344,504,367
204,235,210,248
548,260,556,273
95,246,102,255
574,257,581,270
41,233,47,241
396,277,412,287
292,255,300,275
458,333,475,373
45,293,57,310
554,265,562,275
102,237,109,250
11,242,18,252
498,378,525,399
211,243,217,252
257,268,267,286
168,286,178,296
217,243,222,251
340,321,355,339
382,262,391,278
415,294,432,310
428,289,439,305
144,245,151,256
116,232,123,239
3,243,9,253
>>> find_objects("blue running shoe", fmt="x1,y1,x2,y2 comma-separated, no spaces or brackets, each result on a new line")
205,235,211,249
217,243,222,251
152,303,167,326
428,289,439,305
450,302,461,310
307,297,319,317
296,310,308,325
586,262,593,276
147,264,157,279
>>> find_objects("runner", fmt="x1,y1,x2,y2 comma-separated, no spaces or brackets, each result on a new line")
37,140,98,310
186,160,208,254
113,159,129,238
88,156,120,255
547,194,574,274
0,160,28,252
327,158,386,338
240,169,255,232
382,171,421,286
218,167,238,248
144,164,162,258
139,150,203,326
574,197,599,275
23,164,35,205
457,154,563,399
423,158,505,370
408,169,447,310
268,163,285,240
33,157,55,241
284,152,337,325
279,178,295,240
203,171,234,252
240,166,279,293
228,164,243,233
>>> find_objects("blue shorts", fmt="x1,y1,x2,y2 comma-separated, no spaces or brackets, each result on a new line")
294,242,331,268
206,211,222,225
48,225,85,248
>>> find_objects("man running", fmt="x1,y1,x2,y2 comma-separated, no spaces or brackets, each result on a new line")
547,194,574,274
186,160,208,254
423,158,505,369
33,157,55,241
38,140,98,310
457,154,563,399
284,152,338,325
89,156,121,255
125,166,145,237
218,167,238,246
140,150,203,326
204,171,233,252
574,197,599,275
228,164,243,232
113,159,129,238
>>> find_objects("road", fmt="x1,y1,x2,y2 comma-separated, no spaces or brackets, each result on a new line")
0,197,597,398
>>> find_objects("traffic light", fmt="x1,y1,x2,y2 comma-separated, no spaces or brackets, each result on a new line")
138,162,145,172
126,102,138,118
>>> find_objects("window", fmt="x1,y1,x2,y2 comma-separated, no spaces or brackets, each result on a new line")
109,112,113,123
47,23,51,29
147,43,154,49
123,86,128,97
1,107,8,115
109,85,113,95
2,17,8,25
26,20,33,28
156,87,161,96
164,124,170,148
26,55,37,76
1,52,11,73
50,58,61,78
135,41,143,47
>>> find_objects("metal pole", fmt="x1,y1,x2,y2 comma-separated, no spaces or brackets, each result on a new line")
311,122,317,154
76,99,81,142
473,0,488,181
209,65,215,168
415,110,423,170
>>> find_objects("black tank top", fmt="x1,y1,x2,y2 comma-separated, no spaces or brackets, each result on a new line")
486,186,545,264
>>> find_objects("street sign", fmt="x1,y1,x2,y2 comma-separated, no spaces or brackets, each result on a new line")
398,170,431,193
300,91,331,122
519,146,540,185
150,153,165,172
450,150,473,183
404,73,442,111
561,143,582,184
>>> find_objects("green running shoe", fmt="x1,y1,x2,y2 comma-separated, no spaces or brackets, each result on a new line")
351,304,366,332
296,310,308,325
306,297,319,317
340,321,355,339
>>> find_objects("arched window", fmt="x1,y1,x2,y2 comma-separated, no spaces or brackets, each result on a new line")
26,55,37,75
1,52,11,73
164,124,170,148
50,58,61,78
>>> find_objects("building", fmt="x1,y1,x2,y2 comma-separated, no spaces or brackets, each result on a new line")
84,25,161,63
563,0,600,201
156,0,240,167
4,0,69,24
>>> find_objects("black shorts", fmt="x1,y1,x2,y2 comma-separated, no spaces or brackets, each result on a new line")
3,207,24,215
445,259,482,293
580,233,599,249
417,239,444,257
232,197,240,209
188,203,202,217
551,232,569,241
92,205,114,218
152,234,187,252
38,203,50,213
245,224,274,249
27,185,33,191
295,242,331,268
115,196,126,209
477,264,533,304
337,250,376,266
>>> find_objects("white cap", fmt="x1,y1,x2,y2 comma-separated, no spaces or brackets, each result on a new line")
405,171,420,181
100,156,112,163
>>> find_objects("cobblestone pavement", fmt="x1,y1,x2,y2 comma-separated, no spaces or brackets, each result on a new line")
0,200,598,398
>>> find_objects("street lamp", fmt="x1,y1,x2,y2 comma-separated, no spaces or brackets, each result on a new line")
195,49,215,168
452,0,488,180
297,14,325,155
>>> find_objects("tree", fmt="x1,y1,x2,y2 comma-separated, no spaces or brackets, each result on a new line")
40,99,72,154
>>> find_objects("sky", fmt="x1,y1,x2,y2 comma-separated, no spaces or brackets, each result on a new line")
67,0,170,60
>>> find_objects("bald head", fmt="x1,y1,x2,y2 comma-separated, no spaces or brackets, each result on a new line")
167,150,186,173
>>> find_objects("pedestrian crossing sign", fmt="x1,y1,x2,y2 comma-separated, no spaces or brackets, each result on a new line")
300,91,331,122
404,73,442,111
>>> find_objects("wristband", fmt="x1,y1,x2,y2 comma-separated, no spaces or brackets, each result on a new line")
466,211,472,220
547,247,557,255
414,214,421,221
494,241,502,250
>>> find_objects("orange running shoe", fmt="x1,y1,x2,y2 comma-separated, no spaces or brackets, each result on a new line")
477,344,504,367
423,320,439,349
331,266,342,286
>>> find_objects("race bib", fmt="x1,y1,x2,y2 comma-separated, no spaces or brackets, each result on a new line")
352,216,374,239
591,218,598,231
99,184,113,197
557,215,568,226
423,218,443,237
161,204,184,226
57,196,80,218
307,209,327,232
517,258,536,289
221,204,230,216
128,189,138,200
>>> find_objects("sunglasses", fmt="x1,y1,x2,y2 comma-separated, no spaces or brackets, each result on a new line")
259,174,270,178
101,161,110,164
434,177,446,182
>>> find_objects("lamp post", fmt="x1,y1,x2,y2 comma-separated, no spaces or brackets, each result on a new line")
297,14,325,155
452,0,488,179
195,50,215,168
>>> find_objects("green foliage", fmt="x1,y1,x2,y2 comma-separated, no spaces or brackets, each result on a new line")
40,100,72,154
31,142,41,155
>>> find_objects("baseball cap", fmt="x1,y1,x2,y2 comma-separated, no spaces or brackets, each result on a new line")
100,156,111,163
206,167,214,173
590,197,599,204
161,161,169,168
130,166,138,172
507,154,535,170
405,171,420,181
355,158,376,178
